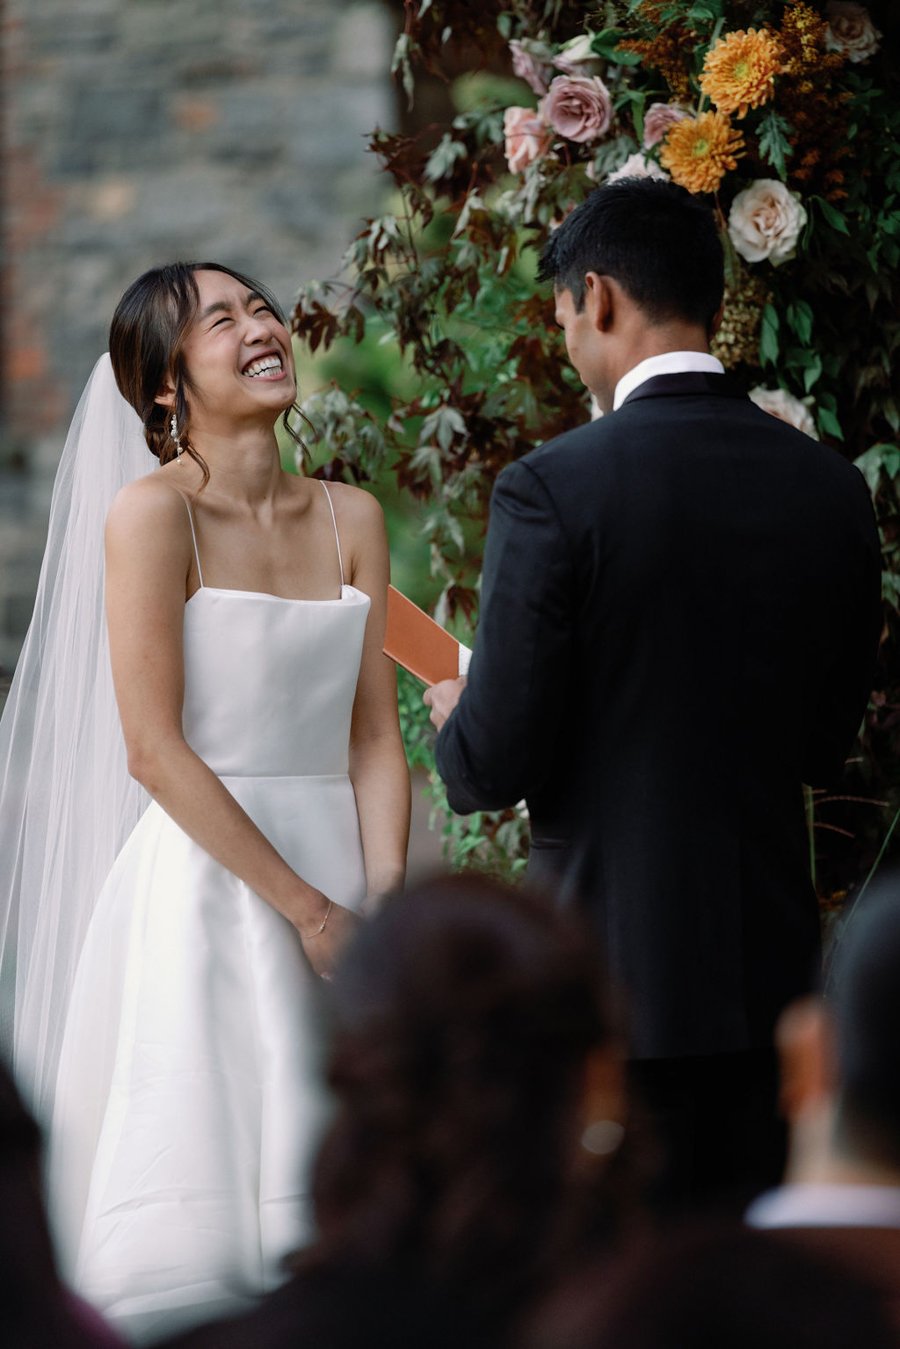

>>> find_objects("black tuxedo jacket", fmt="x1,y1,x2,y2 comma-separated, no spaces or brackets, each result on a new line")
435,373,882,1059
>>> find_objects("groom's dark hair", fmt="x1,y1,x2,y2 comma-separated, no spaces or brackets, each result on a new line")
538,178,724,330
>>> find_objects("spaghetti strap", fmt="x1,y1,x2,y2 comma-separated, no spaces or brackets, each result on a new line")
319,481,345,589
178,493,204,589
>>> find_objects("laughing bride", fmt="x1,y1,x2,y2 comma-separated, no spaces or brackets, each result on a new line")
0,262,410,1341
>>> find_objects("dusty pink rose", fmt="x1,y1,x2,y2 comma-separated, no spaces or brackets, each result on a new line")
540,75,612,144
825,2,881,63
642,102,690,148
749,386,819,439
509,39,552,96
503,106,552,174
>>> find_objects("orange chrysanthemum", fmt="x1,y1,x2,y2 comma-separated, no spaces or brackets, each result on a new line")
659,111,745,194
701,27,783,118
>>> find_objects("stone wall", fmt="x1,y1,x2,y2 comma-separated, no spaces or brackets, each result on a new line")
0,0,396,671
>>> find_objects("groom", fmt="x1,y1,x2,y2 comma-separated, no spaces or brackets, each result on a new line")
425,179,882,1207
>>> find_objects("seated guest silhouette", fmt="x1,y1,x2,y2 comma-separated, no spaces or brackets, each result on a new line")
0,1057,123,1347
746,874,900,1328
161,875,636,1348
525,1222,896,1349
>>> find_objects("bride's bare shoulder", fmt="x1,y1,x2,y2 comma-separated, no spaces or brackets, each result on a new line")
322,480,385,533
106,469,193,543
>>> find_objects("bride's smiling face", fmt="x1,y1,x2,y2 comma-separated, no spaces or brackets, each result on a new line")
178,269,297,428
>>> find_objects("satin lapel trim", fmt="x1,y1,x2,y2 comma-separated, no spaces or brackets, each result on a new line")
619,372,748,406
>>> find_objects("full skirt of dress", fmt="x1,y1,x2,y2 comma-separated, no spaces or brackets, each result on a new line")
48,771,366,1343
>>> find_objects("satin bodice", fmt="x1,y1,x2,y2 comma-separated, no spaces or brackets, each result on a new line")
180,585,370,778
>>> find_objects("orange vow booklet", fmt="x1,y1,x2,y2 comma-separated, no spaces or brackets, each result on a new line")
383,585,472,687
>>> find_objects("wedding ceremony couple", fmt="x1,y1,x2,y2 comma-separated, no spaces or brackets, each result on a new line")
0,177,882,1342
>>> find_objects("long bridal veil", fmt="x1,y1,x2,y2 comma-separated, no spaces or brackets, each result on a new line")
0,355,152,1123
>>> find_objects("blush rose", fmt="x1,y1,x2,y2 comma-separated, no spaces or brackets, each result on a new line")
503,106,552,174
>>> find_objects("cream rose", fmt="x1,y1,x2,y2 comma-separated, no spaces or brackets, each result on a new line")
540,75,612,144
554,33,603,75
503,106,552,174
642,102,690,148
749,386,819,439
728,179,808,266
606,151,670,183
825,2,881,63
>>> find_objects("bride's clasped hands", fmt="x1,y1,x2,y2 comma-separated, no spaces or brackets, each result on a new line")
296,888,362,979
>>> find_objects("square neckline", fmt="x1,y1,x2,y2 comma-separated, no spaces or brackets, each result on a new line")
185,583,367,608
180,480,354,608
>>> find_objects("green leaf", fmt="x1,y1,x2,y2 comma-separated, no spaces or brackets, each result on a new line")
390,33,415,110
854,444,900,491
423,135,468,184
420,406,467,452
587,26,642,64
815,196,851,235
607,46,643,66
760,304,779,366
757,108,794,180
817,405,844,441
802,353,823,393
786,300,813,345
631,97,645,144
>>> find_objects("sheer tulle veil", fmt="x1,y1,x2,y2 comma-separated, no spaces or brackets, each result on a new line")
0,354,152,1122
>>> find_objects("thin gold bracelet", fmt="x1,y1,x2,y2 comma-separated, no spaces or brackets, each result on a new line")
304,899,333,940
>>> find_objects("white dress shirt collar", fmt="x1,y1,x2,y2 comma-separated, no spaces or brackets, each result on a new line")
746,1182,900,1230
613,351,725,411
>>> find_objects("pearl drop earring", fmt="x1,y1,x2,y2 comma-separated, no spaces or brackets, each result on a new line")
170,412,184,458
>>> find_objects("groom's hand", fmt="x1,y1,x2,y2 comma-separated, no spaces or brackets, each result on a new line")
424,676,467,731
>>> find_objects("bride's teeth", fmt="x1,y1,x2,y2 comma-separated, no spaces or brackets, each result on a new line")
244,356,283,377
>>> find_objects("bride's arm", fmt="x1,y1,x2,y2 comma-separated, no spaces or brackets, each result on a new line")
105,479,357,972
339,486,411,907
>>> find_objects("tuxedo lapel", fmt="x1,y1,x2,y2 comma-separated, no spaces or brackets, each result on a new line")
620,371,749,406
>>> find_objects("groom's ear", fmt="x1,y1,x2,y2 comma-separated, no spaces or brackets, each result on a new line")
583,271,614,333
708,299,726,341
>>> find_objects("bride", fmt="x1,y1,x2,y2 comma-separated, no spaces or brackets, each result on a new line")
0,262,410,1340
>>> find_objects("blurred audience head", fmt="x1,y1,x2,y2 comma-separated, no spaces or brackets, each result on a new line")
526,1223,896,1349
0,1056,121,1346
308,874,630,1321
831,876,900,1172
777,874,900,1181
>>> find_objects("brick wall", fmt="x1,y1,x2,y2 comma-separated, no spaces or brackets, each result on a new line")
0,0,396,670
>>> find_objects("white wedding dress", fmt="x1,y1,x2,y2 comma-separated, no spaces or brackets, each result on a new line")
47,483,370,1343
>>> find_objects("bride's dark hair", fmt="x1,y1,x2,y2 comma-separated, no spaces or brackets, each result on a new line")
307,875,632,1329
109,262,305,488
